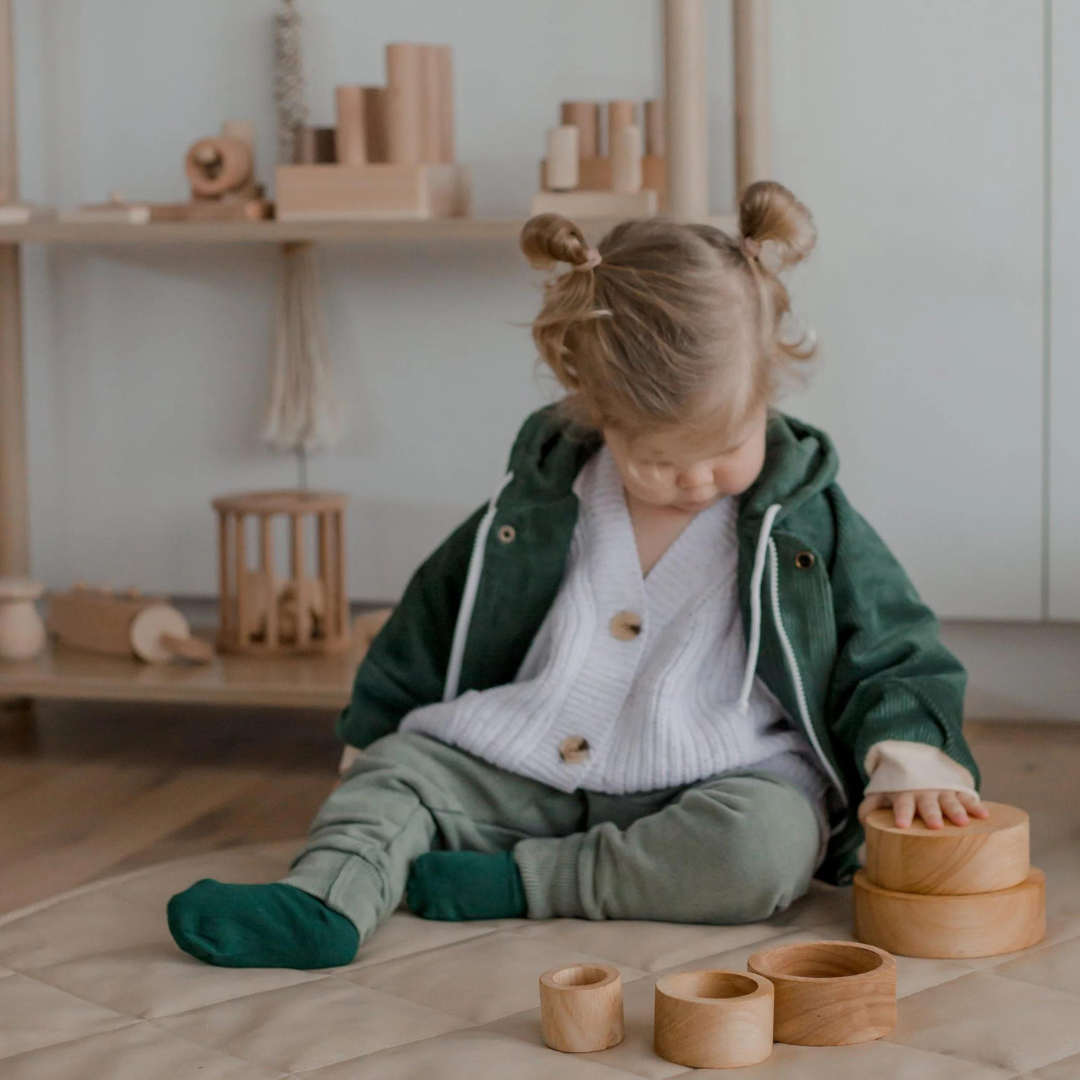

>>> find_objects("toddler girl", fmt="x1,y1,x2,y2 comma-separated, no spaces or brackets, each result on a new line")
169,181,985,970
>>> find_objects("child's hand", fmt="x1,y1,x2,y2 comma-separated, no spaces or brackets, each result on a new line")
858,790,989,829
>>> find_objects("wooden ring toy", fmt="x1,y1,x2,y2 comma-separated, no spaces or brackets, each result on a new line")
746,940,896,1045
538,963,623,1053
653,969,773,1069
854,867,1046,959
864,802,1029,894
184,136,253,198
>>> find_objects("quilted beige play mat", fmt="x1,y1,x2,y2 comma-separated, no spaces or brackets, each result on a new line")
1,839,1079,1079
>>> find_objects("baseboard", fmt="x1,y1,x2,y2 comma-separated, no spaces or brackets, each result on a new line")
941,620,1080,722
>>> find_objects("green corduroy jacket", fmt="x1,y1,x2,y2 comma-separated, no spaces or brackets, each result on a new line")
337,406,979,885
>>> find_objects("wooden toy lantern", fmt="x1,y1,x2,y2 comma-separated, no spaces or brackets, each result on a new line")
213,490,349,654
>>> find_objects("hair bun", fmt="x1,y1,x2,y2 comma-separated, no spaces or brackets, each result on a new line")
738,180,816,271
520,213,591,270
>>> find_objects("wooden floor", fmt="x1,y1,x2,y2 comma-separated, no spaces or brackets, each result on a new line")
0,699,1078,916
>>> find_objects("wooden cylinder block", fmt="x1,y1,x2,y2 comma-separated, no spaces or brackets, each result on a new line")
854,868,1046,959
185,136,253,198
747,940,896,1046
335,86,367,165
607,99,637,137
386,43,424,165
434,46,454,163
545,126,579,191
654,970,773,1069
560,101,600,158
539,963,623,1053
610,124,643,193
361,87,388,164
297,127,337,165
864,802,1029,895
644,99,665,156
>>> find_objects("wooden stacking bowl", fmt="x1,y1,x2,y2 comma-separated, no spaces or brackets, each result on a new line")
864,802,1029,894
854,868,1046,958
653,969,774,1069
746,940,896,1045
539,963,623,1053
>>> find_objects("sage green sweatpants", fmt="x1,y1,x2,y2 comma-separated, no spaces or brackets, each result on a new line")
283,731,821,943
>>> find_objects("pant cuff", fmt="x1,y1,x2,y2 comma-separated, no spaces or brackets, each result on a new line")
281,849,385,942
514,835,586,920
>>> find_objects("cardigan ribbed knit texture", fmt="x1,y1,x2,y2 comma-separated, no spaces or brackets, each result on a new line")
402,446,830,804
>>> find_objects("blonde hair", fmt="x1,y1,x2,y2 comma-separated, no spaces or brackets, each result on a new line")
520,180,817,439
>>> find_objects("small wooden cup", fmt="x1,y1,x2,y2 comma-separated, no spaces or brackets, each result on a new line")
864,802,1030,895
653,969,774,1069
747,940,896,1045
539,963,623,1053
854,867,1046,959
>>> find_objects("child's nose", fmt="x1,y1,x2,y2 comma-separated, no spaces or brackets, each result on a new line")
678,465,714,490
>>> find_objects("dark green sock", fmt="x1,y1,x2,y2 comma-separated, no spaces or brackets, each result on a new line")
406,850,527,921
167,880,359,969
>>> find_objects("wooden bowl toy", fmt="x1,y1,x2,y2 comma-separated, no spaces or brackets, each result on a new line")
863,802,1030,894
854,868,1046,959
746,940,896,1046
539,963,623,1053
653,969,774,1069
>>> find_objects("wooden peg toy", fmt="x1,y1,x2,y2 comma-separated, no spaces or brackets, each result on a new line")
539,963,623,1053
47,586,212,665
0,578,47,661
746,940,896,1045
607,99,637,141
560,101,600,158
386,43,425,165
610,124,643,193
545,125,580,191
854,868,1046,959
864,802,1030,895
335,86,367,164
653,969,773,1069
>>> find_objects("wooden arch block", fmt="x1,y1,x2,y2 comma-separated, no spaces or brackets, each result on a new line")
854,868,1046,959
864,802,1030,895
747,940,896,1046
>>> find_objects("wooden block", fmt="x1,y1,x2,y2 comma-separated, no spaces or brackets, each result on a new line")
335,86,367,165
275,163,470,220
545,126,579,191
854,868,1046,959
420,46,441,163
297,127,337,165
530,189,657,219
654,970,773,1069
362,87,388,163
386,43,424,165
560,101,600,157
147,199,271,223
220,119,255,156
610,125,643,193
539,964,623,1053
644,99,665,155
864,802,1029,895
540,154,665,197
434,46,454,163
59,204,151,225
607,99,637,139
747,940,896,1046
185,136,253,198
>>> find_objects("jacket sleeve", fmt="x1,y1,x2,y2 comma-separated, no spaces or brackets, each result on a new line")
335,503,485,750
824,486,980,789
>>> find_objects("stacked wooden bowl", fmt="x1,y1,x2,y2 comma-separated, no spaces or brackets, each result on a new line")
854,802,1046,958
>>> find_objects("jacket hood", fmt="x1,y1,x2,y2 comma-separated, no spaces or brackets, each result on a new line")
504,405,838,518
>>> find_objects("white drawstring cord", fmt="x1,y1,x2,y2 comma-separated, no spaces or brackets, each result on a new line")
443,470,515,702
737,503,782,710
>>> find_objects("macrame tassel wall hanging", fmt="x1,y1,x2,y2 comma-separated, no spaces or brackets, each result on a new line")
266,0,342,470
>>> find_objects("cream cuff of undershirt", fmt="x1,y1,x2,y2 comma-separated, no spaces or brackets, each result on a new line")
864,739,977,796
339,744,362,774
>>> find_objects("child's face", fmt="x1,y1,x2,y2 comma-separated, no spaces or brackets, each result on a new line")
605,406,768,512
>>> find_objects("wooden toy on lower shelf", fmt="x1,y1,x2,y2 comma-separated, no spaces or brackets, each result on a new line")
863,802,1030,894
539,963,624,1053
213,490,349,655
46,586,212,664
854,868,1046,959
746,941,896,1046
653,969,774,1069
0,578,47,661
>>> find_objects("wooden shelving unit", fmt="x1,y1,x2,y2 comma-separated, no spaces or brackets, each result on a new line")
0,0,769,711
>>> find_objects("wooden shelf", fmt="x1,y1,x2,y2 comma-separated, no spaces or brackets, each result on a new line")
0,214,737,246
0,634,357,710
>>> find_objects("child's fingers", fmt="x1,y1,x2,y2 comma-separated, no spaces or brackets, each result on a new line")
891,792,916,828
940,791,970,826
916,791,945,829
858,793,887,823
958,791,990,817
